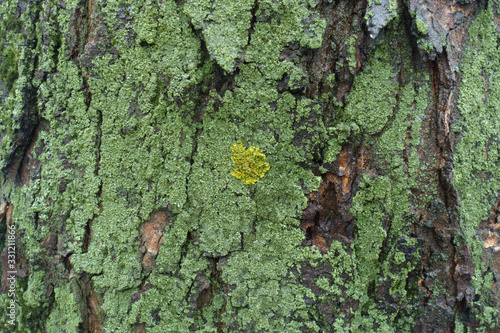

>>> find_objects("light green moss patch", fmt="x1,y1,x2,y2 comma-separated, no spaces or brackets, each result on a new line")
0,0,37,172
45,285,81,333
184,0,255,72
68,0,326,330
68,1,206,329
37,59,101,255
415,17,428,35
3,0,466,331
347,35,358,72
319,19,433,331
342,57,398,136
453,6,500,329
183,0,325,73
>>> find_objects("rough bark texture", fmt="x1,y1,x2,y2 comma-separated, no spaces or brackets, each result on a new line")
0,0,499,332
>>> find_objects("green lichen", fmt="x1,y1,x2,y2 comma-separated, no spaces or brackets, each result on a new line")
415,17,428,35
0,278,45,332
183,0,325,73
388,0,398,12
492,0,500,14
364,0,399,29
417,39,434,52
7,0,491,331
0,0,37,171
0,0,20,94
347,34,358,72
180,69,324,329
54,0,326,331
184,0,255,72
23,271,48,310
319,18,434,331
342,53,398,136
68,1,206,329
45,285,81,333
453,6,500,329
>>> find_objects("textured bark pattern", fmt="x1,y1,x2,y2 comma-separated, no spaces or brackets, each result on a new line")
0,0,499,332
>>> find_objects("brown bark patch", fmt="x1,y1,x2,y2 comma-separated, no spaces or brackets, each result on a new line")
453,245,474,306
131,283,152,304
139,211,169,271
41,233,57,254
135,323,145,333
81,278,104,333
0,202,7,221
87,289,103,333
301,146,358,254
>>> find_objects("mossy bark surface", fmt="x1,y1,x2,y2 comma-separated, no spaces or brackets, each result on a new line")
0,0,499,332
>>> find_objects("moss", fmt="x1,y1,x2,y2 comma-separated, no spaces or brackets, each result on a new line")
183,0,324,73
44,0,326,331
45,285,81,333
342,55,398,136
347,34,358,72
415,17,428,35
388,0,398,12
183,0,255,72
0,0,37,172
453,6,500,329
23,271,48,309
0,2,20,94
318,19,434,331
6,0,485,331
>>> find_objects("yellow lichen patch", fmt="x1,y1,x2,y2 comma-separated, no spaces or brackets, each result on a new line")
230,142,270,185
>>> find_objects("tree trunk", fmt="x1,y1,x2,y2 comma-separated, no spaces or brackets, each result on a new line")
0,0,499,331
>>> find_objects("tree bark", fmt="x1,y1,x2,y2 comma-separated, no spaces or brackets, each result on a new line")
0,0,499,332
